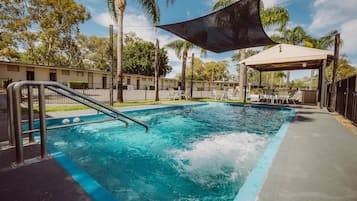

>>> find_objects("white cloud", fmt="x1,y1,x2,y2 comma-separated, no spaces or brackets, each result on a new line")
308,0,357,33
307,0,357,67
262,0,289,8
340,19,357,53
93,12,115,28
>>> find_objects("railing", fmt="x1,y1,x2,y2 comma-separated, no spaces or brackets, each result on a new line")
7,81,149,165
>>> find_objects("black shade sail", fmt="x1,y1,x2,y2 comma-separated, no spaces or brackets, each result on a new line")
157,0,276,53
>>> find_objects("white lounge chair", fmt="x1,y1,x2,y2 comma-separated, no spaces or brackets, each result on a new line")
168,88,179,100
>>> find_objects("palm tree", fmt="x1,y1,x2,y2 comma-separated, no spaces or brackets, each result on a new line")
304,30,339,89
165,40,205,94
271,26,309,87
213,0,289,99
107,0,174,102
276,71,287,88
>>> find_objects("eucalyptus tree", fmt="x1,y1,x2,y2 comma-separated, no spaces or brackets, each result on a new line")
107,0,174,102
165,40,206,92
213,0,289,99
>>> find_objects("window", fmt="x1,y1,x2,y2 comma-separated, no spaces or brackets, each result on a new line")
76,71,84,77
7,65,20,72
127,78,131,85
62,70,70,75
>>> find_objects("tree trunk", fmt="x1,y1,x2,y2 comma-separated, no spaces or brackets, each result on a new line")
270,72,274,88
309,70,314,89
329,33,340,112
239,49,246,99
181,49,187,95
286,71,290,88
154,39,160,101
116,0,125,103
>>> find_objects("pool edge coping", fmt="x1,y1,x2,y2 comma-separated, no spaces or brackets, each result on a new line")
233,106,296,201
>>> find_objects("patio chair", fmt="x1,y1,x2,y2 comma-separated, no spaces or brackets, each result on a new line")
182,90,191,100
168,88,179,100
212,89,221,100
265,89,277,103
290,90,302,104
278,90,289,104
227,87,240,100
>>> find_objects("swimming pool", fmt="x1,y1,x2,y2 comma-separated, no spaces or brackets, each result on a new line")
46,103,294,201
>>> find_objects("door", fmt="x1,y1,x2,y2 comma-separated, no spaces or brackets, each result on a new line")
136,79,140,90
49,72,57,81
88,72,93,88
26,71,35,80
102,77,107,89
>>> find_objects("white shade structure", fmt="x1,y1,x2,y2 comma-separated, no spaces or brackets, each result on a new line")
239,44,334,71
239,44,335,109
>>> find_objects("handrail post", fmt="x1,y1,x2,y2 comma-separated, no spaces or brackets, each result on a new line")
13,85,24,164
28,86,35,143
6,83,16,146
38,84,48,159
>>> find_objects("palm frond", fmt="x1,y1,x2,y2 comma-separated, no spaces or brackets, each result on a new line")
261,6,289,28
165,40,185,58
137,0,160,23
107,0,117,21
212,0,236,11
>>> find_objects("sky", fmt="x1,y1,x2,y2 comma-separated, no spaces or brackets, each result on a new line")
76,0,357,80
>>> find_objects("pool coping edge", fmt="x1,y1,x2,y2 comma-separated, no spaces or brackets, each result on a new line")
233,107,296,201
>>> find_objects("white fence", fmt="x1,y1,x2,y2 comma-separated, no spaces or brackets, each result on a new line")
19,89,216,104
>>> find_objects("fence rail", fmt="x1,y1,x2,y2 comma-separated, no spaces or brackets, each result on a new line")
17,88,215,105
327,75,357,124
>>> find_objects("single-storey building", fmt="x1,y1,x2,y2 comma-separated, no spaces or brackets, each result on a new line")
0,61,237,91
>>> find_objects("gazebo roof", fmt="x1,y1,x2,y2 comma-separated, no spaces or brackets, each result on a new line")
239,44,334,71
157,0,276,53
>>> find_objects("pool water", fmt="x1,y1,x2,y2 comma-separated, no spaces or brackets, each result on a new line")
47,103,291,201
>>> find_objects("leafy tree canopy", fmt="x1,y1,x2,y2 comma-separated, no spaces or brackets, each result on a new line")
178,57,230,81
123,32,172,77
1,0,90,67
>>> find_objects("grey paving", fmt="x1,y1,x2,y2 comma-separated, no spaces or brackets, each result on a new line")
258,107,357,201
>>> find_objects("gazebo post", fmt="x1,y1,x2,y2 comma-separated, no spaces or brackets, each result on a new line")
244,66,248,103
320,59,327,109
318,65,322,103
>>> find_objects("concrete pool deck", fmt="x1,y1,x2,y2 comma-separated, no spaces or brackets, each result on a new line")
0,102,356,201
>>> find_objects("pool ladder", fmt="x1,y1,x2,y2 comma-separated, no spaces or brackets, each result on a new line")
7,81,149,166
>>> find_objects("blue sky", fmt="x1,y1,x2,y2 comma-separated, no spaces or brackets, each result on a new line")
77,0,357,80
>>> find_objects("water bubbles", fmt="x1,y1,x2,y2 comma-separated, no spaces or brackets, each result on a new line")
170,132,270,186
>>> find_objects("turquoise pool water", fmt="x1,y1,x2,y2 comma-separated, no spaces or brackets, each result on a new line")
47,103,291,201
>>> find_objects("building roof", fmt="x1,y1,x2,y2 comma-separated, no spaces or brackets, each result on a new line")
239,44,334,71
0,60,107,74
157,0,275,53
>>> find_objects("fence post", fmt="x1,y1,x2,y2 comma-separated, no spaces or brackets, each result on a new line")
344,78,349,117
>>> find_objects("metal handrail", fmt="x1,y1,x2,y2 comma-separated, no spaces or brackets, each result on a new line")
7,81,149,165
22,117,125,134
46,86,129,127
